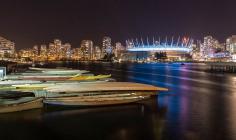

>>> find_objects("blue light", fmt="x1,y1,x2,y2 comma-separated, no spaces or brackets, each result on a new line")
127,45,191,52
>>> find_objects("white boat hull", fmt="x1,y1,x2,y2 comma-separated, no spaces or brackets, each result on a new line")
0,97,43,113
44,96,150,106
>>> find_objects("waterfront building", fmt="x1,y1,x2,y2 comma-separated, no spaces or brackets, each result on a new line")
94,46,102,60
46,39,71,60
226,35,236,61
40,45,48,61
226,35,236,54
71,48,83,60
191,42,201,61
114,42,125,59
59,43,71,60
80,40,93,60
18,49,34,59
102,36,112,57
200,36,221,60
0,36,15,58
32,45,39,61
48,43,56,60
126,37,193,61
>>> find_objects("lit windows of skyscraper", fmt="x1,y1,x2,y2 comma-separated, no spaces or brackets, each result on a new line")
102,36,112,56
80,40,93,60
40,45,47,61
0,36,15,58
63,43,72,60
114,42,125,58
226,35,236,54
94,46,102,60
32,45,39,61
201,36,221,60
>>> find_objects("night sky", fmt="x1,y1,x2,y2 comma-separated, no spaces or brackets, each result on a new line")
0,0,236,49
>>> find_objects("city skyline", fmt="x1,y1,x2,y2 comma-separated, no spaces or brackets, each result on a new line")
0,34,233,62
1,0,236,49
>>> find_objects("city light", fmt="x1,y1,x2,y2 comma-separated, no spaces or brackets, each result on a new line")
127,45,191,52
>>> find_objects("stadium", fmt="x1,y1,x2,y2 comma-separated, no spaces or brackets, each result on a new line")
125,37,193,61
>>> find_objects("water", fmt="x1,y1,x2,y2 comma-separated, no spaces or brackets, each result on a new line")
1,62,236,140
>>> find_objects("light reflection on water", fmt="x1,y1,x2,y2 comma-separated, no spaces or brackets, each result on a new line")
1,62,236,140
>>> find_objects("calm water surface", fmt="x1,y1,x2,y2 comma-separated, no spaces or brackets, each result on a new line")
1,62,236,140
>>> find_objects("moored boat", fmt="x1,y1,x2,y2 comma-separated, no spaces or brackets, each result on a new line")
43,82,168,106
17,74,111,82
68,74,111,81
29,67,89,75
44,96,150,106
0,97,43,113
46,82,168,93
0,80,43,86
0,91,35,99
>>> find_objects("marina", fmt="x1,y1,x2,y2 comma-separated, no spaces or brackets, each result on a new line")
0,66,168,113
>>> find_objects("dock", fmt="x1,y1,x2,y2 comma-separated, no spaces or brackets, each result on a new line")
206,62,236,73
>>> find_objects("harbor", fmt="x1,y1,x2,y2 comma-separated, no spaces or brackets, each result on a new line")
0,64,168,113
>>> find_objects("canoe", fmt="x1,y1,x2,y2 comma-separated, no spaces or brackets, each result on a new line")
44,90,159,98
12,83,56,90
0,97,43,113
0,91,35,99
19,74,111,82
46,82,168,93
20,75,73,81
68,74,111,81
10,79,114,91
0,80,43,86
42,70,89,75
43,96,150,106
18,74,82,81
46,92,152,99
29,67,73,71
11,80,112,91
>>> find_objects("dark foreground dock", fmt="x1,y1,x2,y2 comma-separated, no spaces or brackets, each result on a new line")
206,62,236,73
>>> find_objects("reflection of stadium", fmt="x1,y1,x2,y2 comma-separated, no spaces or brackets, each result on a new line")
125,37,193,61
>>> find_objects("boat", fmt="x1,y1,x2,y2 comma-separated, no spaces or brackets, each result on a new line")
13,73,82,81
0,91,35,99
19,75,75,81
29,67,89,75
0,97,43,113
10,79,112,91
18,74,111,82
44,96,150,106
42,70,89,75
45,82,168,93
29,67,73,71
0,80,43,86
12,83,56,90
42,82,168,106
68,74,111,81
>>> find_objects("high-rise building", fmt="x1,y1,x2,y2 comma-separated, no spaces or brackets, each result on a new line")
102,36,112,57
71,48,83,60
226,35,236,54
191,40,201,60
47,39,70,60
0,36,15,58
114,42,125,58
80,40,93,60
18,49,33,58
32,45,39,61
62,43,71,59
94,46,102,60
40,44,47,60
201,36,221,60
